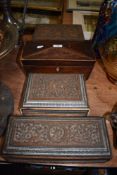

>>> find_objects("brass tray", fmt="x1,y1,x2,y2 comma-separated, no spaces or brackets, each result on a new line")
2,116,112,163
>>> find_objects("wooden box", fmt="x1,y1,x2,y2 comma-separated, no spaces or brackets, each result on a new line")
20,73,89,116
18,40,96,79
2,116,111,163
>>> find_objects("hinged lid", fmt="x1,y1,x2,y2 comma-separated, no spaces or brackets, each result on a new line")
20,73,89,116
20,40,95,67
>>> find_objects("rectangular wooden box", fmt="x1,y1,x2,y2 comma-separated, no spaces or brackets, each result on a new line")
2,116,112,163
20,73,89,116
18,40,96,79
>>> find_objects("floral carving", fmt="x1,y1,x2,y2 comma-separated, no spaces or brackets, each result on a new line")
13,120,102,147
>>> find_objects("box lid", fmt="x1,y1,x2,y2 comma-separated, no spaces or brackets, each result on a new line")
20,40,96,67
2,116,111,163
32,24,84,41
21,73,89,111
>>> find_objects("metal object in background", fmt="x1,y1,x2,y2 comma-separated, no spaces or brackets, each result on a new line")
0,81,14,136
0,0,29,60
22,0,29,31
0,0,20,30
0,0,20,60
0,22,19,60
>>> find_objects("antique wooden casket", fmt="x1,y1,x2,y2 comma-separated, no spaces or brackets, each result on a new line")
18,24,96,79
20,73,89,116
2,116,111,163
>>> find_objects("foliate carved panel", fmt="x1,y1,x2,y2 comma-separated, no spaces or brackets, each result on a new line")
4,116,110,150
28,74,81,100
3,116,111,162
22,74,88,109
13,120,102,147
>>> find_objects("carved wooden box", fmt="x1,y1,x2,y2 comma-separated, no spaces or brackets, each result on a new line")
20,73,89,116
2,116,111,163
18,25,96,79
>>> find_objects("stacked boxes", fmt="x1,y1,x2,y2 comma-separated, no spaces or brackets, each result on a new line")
2,24,111,163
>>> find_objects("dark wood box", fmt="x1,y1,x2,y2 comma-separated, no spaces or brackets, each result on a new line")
18,40,96,79
2,116,112,163
20,73,89,116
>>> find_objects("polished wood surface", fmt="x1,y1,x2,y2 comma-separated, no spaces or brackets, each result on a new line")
0,49,117,167
19,40,95,79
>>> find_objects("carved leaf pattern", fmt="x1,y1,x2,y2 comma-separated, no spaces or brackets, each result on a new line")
29,74,81,100
13,121,101,147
